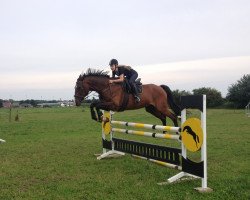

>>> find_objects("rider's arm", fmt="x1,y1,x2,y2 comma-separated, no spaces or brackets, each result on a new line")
110,74,124,83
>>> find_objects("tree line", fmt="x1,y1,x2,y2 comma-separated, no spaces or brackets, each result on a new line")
0,74,249,109
172,74,249,108
0,100,63,108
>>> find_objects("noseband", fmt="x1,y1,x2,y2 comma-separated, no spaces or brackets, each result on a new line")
74,81,85,100
74,81,92,100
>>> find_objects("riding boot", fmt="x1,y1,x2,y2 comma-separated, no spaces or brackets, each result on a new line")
131,83,140,103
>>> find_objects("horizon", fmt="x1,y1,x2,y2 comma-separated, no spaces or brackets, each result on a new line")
1,56,249,101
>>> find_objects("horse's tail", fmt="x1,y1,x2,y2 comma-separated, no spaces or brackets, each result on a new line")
160,85,181,116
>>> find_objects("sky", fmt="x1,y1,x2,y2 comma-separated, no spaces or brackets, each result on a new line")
0,0,249,100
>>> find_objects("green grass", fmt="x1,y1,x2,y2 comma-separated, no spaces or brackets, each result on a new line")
0,107,249,199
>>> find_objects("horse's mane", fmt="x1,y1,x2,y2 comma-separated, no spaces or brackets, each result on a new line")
77,68,110,81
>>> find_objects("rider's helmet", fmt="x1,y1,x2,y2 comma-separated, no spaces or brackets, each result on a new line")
109,59,118,66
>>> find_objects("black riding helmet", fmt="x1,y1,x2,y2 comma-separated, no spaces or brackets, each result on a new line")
109,59,118,66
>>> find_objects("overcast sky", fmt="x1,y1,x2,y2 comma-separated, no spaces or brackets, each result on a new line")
0,0,249,100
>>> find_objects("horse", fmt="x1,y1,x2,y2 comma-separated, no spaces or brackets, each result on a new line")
74,68,181,127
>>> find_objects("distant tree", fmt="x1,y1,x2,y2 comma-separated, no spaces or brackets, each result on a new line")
30,99,37,107
193,87,223,108
0,99,3,108
172,89,192,105
19,99,37,107
226,74,250,108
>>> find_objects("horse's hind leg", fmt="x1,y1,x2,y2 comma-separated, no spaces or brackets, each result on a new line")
145,105,166,126
162,110,180,135
162,108,179,128
153,102,179,132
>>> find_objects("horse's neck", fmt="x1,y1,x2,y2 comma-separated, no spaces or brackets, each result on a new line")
87,77,109,92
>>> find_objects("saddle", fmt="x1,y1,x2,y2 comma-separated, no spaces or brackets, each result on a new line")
118,78,142,112
123,78,143,94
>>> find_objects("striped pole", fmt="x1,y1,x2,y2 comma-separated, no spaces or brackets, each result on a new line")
111,121,181,133
132,154,182,170
0,139,5,143
112,128,180,140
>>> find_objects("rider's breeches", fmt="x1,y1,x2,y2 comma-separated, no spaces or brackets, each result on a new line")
128,72,139,96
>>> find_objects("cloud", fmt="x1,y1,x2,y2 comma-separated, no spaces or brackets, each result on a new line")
0,71,80,90
136,56,250,95
0,56,249,99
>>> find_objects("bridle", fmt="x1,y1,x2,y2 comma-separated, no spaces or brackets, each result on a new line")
74,81,92,101
74,81,85,100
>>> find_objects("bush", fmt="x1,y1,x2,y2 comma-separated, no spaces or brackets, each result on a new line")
193,87,224,108
226,74,250,108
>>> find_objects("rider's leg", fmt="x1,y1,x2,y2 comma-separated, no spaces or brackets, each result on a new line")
129,73,140,102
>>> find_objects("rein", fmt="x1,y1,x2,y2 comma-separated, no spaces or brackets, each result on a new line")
74,92,92,100
75,76,110,105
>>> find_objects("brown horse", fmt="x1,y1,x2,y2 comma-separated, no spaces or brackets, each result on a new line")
74,68,181,127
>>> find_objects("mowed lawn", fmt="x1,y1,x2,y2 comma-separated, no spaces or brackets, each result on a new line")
0,107,249,200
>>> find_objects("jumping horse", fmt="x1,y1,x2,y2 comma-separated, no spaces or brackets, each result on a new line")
74,68,181,127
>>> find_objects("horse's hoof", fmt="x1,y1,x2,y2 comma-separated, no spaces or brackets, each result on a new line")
101,116,110,123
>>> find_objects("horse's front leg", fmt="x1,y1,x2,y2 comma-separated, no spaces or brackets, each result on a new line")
95,106,103,122
95,101,116,122
90,102,99,121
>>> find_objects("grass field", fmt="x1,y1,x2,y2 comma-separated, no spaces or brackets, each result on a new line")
0,107,249,200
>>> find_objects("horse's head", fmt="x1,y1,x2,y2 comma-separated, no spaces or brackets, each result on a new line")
74,68,110,106
74,78,89,106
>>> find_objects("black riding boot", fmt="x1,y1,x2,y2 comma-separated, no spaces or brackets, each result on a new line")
131,83,140,103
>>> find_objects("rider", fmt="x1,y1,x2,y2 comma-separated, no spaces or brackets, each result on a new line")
109,59,141,103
